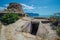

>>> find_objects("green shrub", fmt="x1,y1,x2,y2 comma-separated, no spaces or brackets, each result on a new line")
1,13,19,24
56,27,60,36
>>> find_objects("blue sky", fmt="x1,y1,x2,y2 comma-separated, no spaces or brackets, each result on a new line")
0,0,60,15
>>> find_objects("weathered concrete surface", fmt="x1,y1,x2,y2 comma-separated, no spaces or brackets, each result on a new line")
43,23,58,40
37,22,58,40
0,19,41,40
0,18,58,40
31,19,58,40
37,22,49,38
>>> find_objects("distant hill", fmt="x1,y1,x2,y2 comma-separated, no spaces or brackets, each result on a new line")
26,13,50,18
26,13,40,17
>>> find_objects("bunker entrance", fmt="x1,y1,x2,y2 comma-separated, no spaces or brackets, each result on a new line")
31,22,39,35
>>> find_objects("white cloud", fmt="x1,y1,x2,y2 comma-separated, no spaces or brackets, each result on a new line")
0,4,9,11
4,4,9,7
21,3,35,10
0,7,6,11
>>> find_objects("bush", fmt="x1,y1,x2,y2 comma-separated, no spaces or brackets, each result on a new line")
52,21,59,26
56,27,60,36
1,13,19,24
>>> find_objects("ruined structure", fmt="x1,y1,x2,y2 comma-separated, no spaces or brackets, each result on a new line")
0,2,26,19
0,17,58,40
7,2,24,14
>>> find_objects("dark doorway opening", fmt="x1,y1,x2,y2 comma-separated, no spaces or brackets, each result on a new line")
31,22,39,35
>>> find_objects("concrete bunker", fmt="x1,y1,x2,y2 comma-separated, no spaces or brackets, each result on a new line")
30,21,39,35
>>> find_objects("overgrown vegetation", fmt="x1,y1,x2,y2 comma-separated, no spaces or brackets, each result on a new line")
50,13,60,36
1,13,19,25
56,26,60,36
50,13,60,26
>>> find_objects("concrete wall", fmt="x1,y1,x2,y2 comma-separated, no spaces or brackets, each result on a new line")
21,22,31,33
0,19,31,40
37,22,48,38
